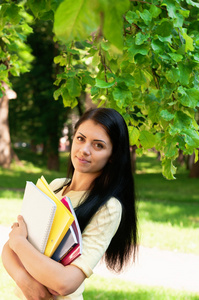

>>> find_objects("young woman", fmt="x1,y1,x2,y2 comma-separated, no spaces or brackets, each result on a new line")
2,108,138,300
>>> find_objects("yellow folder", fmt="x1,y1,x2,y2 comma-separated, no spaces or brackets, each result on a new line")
36,176,74,257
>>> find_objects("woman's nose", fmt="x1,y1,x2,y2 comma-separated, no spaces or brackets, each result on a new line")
80,143,91,155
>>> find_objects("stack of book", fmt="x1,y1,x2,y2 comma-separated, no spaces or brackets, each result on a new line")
21,176,82,266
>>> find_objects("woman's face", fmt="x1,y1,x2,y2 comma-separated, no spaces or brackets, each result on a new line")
71,120,113,176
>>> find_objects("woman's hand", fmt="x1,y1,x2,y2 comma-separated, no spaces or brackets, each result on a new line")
9,215,28,251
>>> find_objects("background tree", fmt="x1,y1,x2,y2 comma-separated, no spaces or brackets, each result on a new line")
0,1,33,168
9,20,70,170
0,0,199,178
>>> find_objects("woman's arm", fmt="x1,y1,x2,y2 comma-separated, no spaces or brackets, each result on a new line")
8,215,86,296
1,242,54,300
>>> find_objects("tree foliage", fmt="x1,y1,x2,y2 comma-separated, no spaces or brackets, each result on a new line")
0,0,199,178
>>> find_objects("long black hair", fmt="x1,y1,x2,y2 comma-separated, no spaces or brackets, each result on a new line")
61,108,138,271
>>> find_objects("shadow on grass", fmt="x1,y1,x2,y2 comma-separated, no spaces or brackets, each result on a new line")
135,173,199,204
134,171,199,229
138,200,199,229
0,149,69,190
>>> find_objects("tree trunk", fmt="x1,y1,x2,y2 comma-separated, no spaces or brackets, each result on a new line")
189,160,199,178
0,83,16,168
186,153,195,170
47,153,59,171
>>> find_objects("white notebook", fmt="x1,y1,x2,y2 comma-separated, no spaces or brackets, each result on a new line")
21,181,57,253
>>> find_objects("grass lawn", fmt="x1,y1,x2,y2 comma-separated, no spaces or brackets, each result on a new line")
0,148,199,299
1,261,199,300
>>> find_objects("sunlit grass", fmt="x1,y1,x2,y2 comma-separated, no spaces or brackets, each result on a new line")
84,275,199,300
0,199,21,226
139,220,199,254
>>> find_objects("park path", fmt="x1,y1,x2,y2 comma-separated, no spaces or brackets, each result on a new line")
1,225,199,294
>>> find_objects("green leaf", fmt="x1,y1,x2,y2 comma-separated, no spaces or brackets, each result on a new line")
95,78,115,88
128,126,140,145
178,87,199,108
160,110,175,121
183,129,199,148
162,158,176,180
27,0,50,18
125,11,139,24
116,74,135,87
82,73,95,86
162,0,177,18
150,5,162,18
164,136,179,158
135,32,150,45
128,39,149,61
168,53,183,62
133,69,148,86
54,55,67,66
162,0,183,27
0,64,7,71
53,87,62,100
103,0,130,50
9,67,20,76
178,63,190,85
92,51,101,67
54,0,99,43
139,130,155,149
155,20,172,37
195,149,199,163
179,9,190,18
139,10,152,26
2,37,10,44
151,39,164,54
165,67,180,83
147,102,161,123
101,41,110,52
62,87,78,108
186,0,199,8
66,77,81,97
182,32,194,52
21,23,33,35
91,86,99,96
112,88,132,108
6,3,21,25
169,111,193,136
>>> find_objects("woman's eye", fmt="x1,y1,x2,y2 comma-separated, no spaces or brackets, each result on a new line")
77,136,84,142
94,143,103,149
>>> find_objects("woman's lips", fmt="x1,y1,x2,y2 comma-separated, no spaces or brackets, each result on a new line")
76,156,90,164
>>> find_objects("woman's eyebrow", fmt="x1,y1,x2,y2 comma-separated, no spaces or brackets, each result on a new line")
78,132,86,138
93,139,107,145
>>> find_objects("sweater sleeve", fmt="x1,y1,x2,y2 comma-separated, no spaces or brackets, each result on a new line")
71,197,122,278
49,178,68,191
